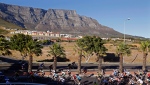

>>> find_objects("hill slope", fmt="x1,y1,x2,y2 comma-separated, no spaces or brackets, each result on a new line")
0,17,24,35
0,17,24,30
0,27,9,35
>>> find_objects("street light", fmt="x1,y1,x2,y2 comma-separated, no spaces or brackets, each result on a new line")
123,18,130,64
124,18,130,43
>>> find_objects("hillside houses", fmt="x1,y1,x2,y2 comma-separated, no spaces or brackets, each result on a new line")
10,30,132,42
10,30,82,40
10,30,60,37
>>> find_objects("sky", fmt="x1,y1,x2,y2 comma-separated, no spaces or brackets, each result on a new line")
0,0,150,38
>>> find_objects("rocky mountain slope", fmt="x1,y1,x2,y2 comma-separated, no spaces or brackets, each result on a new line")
0,2,123,37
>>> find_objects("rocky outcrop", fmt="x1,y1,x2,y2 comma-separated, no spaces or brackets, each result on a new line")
0,2,123,37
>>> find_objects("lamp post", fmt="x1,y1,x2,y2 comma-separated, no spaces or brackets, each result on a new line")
124,18,130,43
123,18,130,65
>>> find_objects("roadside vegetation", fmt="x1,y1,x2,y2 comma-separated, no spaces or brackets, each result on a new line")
0,33,149,72
0,17,150,73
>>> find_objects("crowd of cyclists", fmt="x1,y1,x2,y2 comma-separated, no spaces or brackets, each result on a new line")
95,69,150,85
22,63,150,85
1,62,150,85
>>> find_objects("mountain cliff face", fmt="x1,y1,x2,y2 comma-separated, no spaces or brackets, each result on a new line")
0,3,123,37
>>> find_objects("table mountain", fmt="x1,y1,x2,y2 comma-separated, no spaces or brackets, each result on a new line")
0,2,123,37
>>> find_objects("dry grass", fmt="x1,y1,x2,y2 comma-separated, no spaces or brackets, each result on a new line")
10,42,150,64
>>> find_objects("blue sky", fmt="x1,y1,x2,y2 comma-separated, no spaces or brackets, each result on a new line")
1,0,150,38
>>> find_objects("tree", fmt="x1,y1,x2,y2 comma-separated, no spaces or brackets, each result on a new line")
83,51,93,63
93,37,107,73
116,43,131,73
75,36,94,74
47,43,65,71
140,41,150,71
10,34,43,72
74,44,83,74
26,39,43,72
76,36,107,74
42,40,54,45
10,34,32,60
81,36,94,63
0,35,11,56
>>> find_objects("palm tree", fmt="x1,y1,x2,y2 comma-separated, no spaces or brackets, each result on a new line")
140,41,150,71
116,43,131,73
93,37,107,73
10,34,32,60
74,44,83,74
48,43,65,71
26,40,43,72
10,34,43,72
0,35,11,56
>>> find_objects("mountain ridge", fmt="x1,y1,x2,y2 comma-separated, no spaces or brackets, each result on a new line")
0,2,136,38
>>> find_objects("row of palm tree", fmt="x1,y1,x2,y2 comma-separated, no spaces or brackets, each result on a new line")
113,40,149,72
0,34,150,73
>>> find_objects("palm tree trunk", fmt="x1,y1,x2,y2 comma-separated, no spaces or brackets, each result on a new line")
98,56,102,73
119,54,123,73
142,53,147,71
21,53,24,61
78,55,82,74
28,55,33,72
53,56,57,71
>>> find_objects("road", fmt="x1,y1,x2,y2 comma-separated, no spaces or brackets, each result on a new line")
1,55,150,71
1,62,150,71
